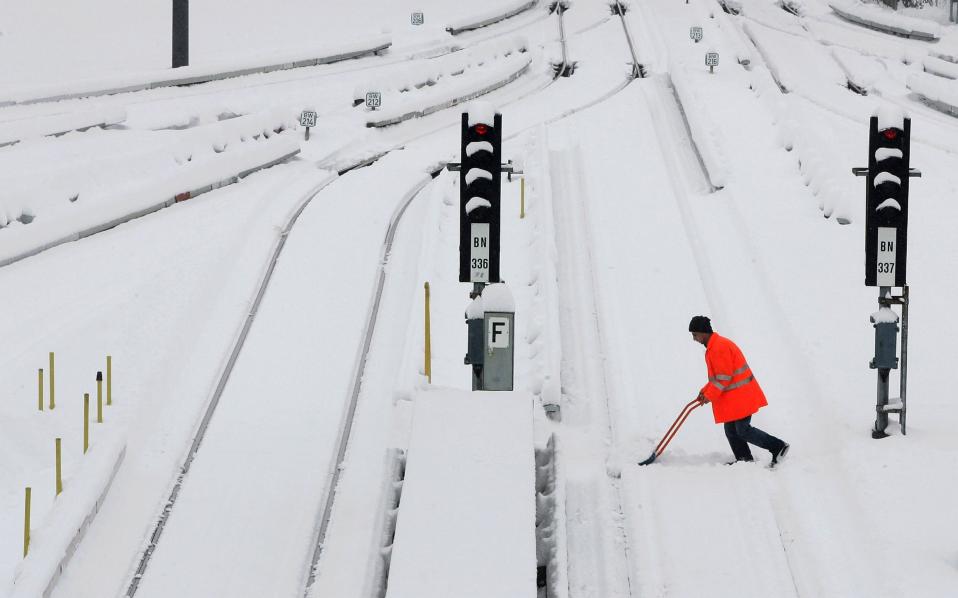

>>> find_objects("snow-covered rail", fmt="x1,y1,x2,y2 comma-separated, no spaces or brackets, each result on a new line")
122,169,338,597
301,171,438,596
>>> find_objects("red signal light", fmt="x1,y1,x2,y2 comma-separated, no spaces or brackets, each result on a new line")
881,128,899,141
473,123,489,136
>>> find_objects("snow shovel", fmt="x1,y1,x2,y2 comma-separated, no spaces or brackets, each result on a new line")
638,397,706,466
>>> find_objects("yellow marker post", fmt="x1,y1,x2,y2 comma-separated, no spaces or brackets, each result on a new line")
106,355,112,406
96,372,103,423
424,282,432,384
23,487,31,557
55,438,63,496
83,393,90,454
49,352,55,410
38,369,44,411
520,177,526,219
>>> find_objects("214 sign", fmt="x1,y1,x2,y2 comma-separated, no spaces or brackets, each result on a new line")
299,110,317,128
411,12,424,25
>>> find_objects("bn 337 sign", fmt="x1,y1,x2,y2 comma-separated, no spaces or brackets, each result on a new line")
876,227,897,286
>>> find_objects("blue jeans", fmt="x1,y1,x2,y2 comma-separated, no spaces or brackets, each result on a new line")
724,416,786,461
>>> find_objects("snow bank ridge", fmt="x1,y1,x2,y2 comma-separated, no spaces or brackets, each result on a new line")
7,432,126,598
828,1,940,41
444,0,539,35
5,35,392,106
0,132,300,268
365,45,531,128
0,107,127,148
907,71,958,118
668,65,728,190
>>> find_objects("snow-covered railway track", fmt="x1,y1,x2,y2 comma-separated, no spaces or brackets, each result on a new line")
122,162,438,598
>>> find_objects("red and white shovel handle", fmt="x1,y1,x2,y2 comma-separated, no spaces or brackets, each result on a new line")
639,397,705,465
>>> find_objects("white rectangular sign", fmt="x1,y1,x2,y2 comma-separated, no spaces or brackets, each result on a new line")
366,92,382,108
690,26,703,42
299,110,317,127
487,316,510,349
705,52,719,66
411,11,424,25
877,227,897,286
470,223,490,283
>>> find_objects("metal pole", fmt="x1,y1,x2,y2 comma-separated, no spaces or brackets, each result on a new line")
49,352,55,410
23,488,31,557
873,287,890,438
424,282,432,384
172,0,189,68
55,438,63,496
83,393,90,453
874,370,889,437
97,372,104,423
899,285,909,434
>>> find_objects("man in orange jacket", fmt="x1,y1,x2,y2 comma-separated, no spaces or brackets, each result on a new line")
689,316,790,466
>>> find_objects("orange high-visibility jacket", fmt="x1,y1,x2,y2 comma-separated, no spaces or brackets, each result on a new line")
700,333,767,424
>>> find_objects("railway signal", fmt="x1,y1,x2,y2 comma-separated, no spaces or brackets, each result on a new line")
459,110,502,285
853,107,921,439
865,114,911,288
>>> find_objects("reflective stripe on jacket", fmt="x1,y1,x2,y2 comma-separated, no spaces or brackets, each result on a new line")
700,333,767,424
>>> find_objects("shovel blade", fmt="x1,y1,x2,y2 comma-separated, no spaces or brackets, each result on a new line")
638,452,657,466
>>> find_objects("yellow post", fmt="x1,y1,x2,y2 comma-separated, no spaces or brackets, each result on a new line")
38,369,44,411
424,282,432,384
106,355,112,406
49,352,55,410
23,487,31,557
520,177,526,219
96,372,103,424
55,438,63,496
83,393,90,454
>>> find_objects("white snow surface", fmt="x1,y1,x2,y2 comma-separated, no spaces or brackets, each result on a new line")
464,196,493,214
3,0,958,597
480,282,516,313
874,171,902,186
465,167,494,185
466,140,494,156
385,390,535,598
467,99,499,127
876,197,902,210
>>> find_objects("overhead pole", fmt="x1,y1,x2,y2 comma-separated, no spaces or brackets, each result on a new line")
172,0,189,68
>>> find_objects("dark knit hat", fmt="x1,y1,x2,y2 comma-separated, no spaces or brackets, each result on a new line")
689,316,712,333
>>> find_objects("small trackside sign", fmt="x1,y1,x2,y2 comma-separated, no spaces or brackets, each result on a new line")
470,223,490,283
299,110,317,128
366,92,382,109
487,316,510,349
705,52,719,67
690,26,703,42
877,227,897,286
411,11,424,25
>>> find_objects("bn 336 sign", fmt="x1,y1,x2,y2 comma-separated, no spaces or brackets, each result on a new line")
470,223,490,282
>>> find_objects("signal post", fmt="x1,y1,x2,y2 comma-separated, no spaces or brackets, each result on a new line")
853,108,920,438
448,103,519,390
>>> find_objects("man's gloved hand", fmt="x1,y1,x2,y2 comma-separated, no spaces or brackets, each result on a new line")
697,393,709,404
